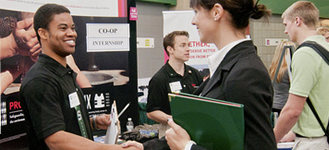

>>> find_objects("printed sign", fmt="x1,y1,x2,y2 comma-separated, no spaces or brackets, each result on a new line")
130,7,138,21
0,93,28,149
86,23,130,52
137,37,154,48
265,38,288,46
82,88,111,117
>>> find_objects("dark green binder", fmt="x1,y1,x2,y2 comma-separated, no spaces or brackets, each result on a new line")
169,92,245,150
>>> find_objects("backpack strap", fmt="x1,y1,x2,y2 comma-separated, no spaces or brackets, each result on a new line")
306,98,327,136
297,41,329,65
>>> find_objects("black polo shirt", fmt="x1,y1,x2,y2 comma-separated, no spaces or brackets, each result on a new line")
20,54,93,150
146,62,203,115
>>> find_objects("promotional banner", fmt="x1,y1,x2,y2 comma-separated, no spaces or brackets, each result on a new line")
163,10,218,70
1,0,138,149
0,93,27,149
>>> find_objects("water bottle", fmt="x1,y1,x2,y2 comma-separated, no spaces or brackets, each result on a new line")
126,118,134,131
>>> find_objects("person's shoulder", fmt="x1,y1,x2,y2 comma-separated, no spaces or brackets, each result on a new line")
23,62,58,85
149,65,169,83
300,36,329,50
296,40,322,55
231,52,270,80
315,38,329,51
24,62,52,78
153,64,172,77
20,75,56,95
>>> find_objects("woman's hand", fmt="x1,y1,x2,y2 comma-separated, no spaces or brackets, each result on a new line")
165,118,191,150
122,140,144,150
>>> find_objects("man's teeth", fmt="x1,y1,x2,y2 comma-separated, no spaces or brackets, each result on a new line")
65,40,75,44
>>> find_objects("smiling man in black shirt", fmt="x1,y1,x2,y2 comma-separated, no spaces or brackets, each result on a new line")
19,3,138,150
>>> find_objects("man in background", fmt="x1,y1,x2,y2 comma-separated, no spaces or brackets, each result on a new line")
274,1,329,149
146,31,203,138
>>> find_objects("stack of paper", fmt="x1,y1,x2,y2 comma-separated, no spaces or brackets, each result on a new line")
104,101,120,144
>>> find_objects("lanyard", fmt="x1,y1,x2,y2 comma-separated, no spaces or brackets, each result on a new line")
74,105,88,138
69,91,88,138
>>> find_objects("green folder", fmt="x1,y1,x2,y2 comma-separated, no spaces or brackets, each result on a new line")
169,92,245,150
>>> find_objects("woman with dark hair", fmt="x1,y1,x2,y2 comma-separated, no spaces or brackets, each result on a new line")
165,0,276,150
122,0,276,149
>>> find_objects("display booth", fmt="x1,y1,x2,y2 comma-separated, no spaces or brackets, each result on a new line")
0,0,138,149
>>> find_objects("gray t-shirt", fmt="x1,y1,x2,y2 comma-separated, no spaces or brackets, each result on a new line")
273,70,290,109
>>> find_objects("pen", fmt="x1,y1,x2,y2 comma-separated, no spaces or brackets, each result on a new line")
118,102,131,118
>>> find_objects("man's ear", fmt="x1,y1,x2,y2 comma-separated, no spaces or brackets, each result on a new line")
212,3,224,21
295,17,302,26
38,28,48,40
167,46,174,54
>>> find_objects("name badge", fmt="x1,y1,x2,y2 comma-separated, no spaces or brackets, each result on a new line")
69,92,80,108
169,81,182,92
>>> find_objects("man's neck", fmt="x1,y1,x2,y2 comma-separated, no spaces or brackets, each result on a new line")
297,28,317,45
168,59,185,76
42,49,67,67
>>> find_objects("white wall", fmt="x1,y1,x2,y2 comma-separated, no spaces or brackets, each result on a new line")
136,2,170,78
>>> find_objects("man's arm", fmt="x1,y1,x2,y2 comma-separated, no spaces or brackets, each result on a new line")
147,110,172,124
1,56,34,94
274,93,306,143
45,130,138,150
0,71,16,94
146,76,172,124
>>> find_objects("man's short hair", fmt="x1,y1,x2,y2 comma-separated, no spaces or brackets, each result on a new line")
282,1,319,28
34,3,70,44
163,31,189,56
